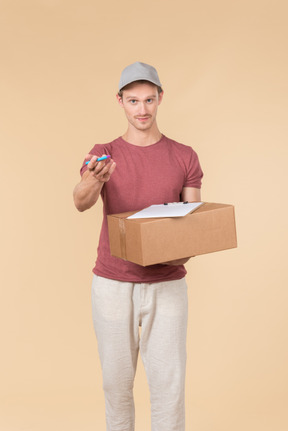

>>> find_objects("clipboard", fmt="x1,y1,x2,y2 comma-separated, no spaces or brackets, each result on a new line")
127,202,204,219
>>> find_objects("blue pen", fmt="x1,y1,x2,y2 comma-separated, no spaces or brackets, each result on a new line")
85,155,111,165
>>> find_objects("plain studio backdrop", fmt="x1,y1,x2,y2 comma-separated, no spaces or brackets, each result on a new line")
0,1,287,430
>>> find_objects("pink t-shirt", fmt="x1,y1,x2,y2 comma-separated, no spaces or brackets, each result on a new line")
80,135,203,283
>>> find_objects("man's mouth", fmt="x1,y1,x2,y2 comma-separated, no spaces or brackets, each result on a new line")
136,116,151,121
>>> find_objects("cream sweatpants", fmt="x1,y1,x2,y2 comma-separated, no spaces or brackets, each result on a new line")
91,275,188,431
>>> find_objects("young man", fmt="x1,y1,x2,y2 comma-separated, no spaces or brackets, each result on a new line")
73,62,203,431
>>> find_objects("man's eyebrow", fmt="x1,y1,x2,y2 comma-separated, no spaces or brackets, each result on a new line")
125,95,157,100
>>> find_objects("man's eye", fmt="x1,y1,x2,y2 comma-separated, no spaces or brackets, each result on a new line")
147,99,153,103
130,100,137,104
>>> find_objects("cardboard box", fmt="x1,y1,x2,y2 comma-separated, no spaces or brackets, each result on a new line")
107,202,237,266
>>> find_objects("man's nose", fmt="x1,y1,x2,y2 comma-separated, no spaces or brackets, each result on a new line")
138,102,147,115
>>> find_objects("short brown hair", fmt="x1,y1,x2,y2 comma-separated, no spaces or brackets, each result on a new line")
118,80,163,99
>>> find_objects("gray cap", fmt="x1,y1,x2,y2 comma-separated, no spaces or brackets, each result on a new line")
119,62,162,91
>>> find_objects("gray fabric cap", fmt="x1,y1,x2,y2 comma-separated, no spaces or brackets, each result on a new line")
119,62,162,91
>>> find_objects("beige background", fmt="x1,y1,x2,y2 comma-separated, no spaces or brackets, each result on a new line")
1,0,287,430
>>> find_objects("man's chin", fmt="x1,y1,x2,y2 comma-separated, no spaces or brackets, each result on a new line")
134,120,153,130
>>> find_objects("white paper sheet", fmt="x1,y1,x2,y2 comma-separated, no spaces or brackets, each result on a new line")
127,202,204,219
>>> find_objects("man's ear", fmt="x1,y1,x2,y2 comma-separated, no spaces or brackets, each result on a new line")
158,90,164,105
116,94,124,107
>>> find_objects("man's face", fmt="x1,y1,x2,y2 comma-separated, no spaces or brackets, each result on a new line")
116,82,163,132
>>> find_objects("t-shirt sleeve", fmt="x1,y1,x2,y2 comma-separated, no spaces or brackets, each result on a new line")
184,148,204,188
79,144,110,176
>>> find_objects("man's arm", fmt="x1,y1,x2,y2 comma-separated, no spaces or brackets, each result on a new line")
181,186,201,203
73,155,116,212
163,187,202,266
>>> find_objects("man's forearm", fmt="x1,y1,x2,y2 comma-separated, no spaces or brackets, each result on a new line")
73,158,116,212
73,155,116,212
73,173,104,212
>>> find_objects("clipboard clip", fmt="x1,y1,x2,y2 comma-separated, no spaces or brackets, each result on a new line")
163,201,189,205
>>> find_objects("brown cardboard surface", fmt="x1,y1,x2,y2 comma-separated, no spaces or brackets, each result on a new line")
107,202,237,266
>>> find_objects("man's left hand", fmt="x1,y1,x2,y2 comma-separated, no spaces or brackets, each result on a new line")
162,257,194,266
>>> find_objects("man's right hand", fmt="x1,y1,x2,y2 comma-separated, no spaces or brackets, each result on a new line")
73,154,116,212
84,154,116,183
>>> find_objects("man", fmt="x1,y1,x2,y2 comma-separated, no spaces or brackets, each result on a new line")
73,62,203,431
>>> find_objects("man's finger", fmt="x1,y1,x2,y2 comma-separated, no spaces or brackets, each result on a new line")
87,155,99,170
93,160,108,174
92,160,116,182
108,162,117,175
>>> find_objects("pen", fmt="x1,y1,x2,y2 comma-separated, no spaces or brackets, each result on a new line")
85,155,111,164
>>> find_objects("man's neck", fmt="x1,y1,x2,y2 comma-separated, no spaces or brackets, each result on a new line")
122,126,162,147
